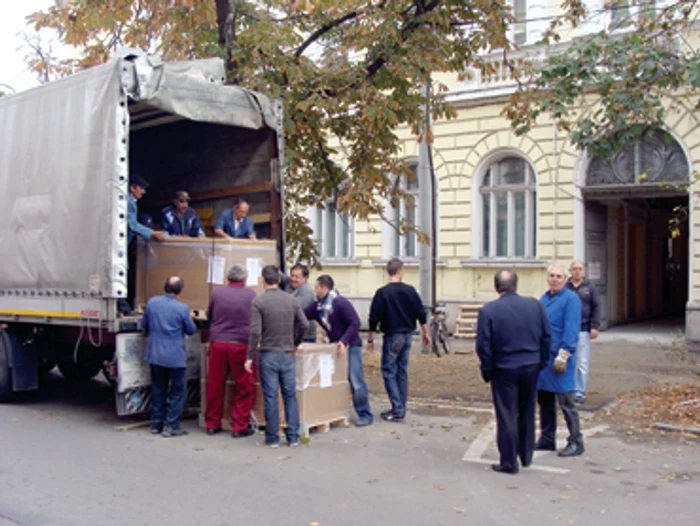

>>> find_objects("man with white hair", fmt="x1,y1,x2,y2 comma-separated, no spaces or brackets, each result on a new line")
537,264,584,457
204,264,257,437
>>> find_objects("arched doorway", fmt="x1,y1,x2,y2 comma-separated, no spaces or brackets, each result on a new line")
581,130,690,329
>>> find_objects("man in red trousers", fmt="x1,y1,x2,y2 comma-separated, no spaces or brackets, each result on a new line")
204,264,257,437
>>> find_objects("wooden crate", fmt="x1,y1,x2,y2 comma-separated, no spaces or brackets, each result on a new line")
453,303,483,339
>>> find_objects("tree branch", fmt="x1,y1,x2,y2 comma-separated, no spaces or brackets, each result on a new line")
294,11,360,59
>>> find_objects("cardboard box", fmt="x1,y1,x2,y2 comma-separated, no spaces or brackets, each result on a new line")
200,343,350,434
135,237,277,311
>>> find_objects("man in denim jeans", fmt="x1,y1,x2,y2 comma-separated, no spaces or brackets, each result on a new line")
367,258,430,422
566,260,600,404
245,266,309,447
304,274,373,427
141,276,197,437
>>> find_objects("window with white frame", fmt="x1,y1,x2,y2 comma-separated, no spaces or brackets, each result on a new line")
382,162,419,259
478,156,537,258
308,198,352,259
513,0,528,45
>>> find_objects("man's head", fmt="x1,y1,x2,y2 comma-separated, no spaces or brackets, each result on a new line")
494,269,518,294
233,198,250,221
174,190,190,214
164,276,184,296
547,264,567,294
569,260,585,282
289,263,309,290
227,264,247,284
129,174,150,200
386,258,404,280
261,265,281,289
314,274,334,300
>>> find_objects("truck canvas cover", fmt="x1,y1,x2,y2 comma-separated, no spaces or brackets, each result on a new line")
0,51,278,300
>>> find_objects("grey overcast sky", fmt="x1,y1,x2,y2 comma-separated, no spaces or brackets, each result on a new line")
0,1,63,93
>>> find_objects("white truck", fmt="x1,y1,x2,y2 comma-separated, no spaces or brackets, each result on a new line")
0,51,286,411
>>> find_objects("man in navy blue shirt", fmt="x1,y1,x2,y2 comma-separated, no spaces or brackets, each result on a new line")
161,191,205,237
141,276,197,437
368,258,430,422
305,275,373,426
214,198,256,239
476,270,552,474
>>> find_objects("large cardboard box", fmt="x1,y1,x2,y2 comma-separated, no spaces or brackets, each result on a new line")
200,343,350,435
135,237,277,311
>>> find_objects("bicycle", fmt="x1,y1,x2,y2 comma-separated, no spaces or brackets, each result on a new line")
428,303,451,357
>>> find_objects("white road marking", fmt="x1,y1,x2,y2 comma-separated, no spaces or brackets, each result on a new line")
462,420,610,475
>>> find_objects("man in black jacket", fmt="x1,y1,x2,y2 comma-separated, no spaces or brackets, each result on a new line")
476,269,552,474
566,260,601,403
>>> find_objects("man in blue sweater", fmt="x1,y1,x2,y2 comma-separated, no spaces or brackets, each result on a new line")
538,264,584,457
476,270,552,474
368,258,430,422
161,191,205,237
304,275,373,427
141,276,197,437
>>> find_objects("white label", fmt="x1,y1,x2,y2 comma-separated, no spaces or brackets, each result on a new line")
207,256,226,285
246,257,262,287
588,261,601,281
319,354,334,388
89,275,101,293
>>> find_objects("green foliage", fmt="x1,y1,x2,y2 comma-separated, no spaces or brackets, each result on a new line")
504,0,700,159
27,0,516,264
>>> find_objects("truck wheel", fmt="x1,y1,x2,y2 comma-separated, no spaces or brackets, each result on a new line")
0,331,13,402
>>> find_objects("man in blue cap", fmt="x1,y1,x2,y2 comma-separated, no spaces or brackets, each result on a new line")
161,190,206,237
122,174,166,315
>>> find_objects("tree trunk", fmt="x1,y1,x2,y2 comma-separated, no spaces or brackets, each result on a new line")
215,0,237,83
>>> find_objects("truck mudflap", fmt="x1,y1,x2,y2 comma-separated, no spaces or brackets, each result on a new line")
114,333,202,416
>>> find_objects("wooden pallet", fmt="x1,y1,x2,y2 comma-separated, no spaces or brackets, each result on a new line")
453,303,483,339
300,416,349,437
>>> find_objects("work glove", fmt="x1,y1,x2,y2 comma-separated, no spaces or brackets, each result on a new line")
481,369,492,383
553,349,571,374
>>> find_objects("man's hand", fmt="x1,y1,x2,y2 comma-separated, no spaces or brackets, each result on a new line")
190,311,197,320
590,329,599,340
366,341,375,353
481,370,492,383
244,359,253,374
337,341,347,357
422,332,431,347
151,231,167,242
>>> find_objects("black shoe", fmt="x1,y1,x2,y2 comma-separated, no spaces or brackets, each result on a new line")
206,427,222,436
356,418,373,427
162,427,188,438
381,412,404,422
521,460,532,468
491,464,518,475
150,425,163,435
558,442,585,457
231,427,255,438
117,299,134,316
535,439,556,451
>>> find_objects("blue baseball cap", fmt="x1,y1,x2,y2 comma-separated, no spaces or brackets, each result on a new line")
130,174,151,188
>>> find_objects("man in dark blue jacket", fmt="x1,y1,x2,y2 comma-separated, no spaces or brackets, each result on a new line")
161,191,205,237
141,276,197,437
305,274,373,426
476,269,552,474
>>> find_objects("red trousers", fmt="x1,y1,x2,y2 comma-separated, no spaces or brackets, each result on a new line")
205,341,254,433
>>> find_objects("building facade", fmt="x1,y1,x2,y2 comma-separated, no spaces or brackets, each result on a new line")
305,3,700,338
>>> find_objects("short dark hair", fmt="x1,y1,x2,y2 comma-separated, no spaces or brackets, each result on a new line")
262,265,281,285
164,276,184,295
494,269,518,293
233,197,249,208
291,263,309,278
386,257,404,276
316,274,334,290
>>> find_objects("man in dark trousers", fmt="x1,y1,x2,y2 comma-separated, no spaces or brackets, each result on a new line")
367,258,430,422
538,264,584,457
566,260,601,403
244,266,309,448
304,274,373,426
476,270,552,474
204,264,257,437
141,276,197,437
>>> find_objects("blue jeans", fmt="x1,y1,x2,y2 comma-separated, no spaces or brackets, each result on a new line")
381,333,412,417
348,346,373,422
574,332,591,398
150,365,187,430
259,351,300,445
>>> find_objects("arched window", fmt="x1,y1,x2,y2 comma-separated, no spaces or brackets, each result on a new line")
478,155,537,258
382,161,419,259
308,190,353,260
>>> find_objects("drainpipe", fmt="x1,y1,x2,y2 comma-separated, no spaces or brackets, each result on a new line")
552,121,558,262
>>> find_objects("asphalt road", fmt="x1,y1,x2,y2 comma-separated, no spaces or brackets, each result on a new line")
1,373,699,526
